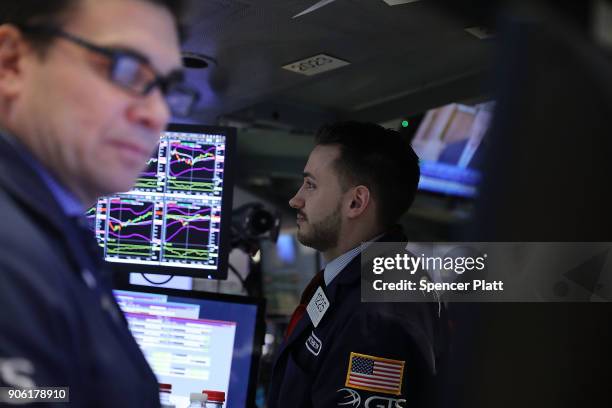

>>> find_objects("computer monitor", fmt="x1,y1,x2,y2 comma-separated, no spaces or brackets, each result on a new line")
113,283,265,408
410,101,493,198
88,124,236,279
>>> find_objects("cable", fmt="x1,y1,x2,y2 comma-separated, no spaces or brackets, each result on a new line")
140,273,174,285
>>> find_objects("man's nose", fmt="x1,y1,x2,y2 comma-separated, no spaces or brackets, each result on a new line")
126,88,171,135
289,193,303,209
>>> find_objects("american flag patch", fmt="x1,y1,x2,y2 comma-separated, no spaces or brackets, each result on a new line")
344,352,405,395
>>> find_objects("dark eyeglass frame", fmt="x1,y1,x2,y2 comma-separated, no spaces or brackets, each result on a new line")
18,24,199,116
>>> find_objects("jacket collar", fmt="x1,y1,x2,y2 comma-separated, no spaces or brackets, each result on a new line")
326,225,407,298
0,135,100,279
0,135,68,235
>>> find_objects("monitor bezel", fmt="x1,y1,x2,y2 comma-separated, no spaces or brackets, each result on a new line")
113,278,266,408
109,123,236,280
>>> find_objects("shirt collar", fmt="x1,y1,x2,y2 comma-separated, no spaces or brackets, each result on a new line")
323,232,385,286
0,131,84,217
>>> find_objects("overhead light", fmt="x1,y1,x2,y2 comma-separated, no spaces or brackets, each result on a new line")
282,53,350,77
181,52,217,69
293,0,338,18
382,0,421,5
465,26,495,40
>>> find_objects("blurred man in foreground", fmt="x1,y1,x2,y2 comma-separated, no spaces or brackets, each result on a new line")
0,0,197,405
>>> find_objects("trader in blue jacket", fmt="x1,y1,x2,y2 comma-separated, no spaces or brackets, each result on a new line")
0,0,197,406
268,122,448,408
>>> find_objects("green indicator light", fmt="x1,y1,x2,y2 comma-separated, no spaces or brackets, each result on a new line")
401,120,409,128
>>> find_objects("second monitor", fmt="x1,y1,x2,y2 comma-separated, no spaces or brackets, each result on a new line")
89,124,236,279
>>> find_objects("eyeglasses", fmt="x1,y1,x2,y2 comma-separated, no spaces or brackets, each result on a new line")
20,25,199,117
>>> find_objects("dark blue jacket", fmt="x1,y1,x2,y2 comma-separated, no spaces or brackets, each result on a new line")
0,137,160,407
268,230,448,408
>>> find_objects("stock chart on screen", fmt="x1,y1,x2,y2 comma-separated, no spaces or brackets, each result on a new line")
90,125,235,279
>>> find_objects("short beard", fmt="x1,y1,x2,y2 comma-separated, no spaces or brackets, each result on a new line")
297,203,341,252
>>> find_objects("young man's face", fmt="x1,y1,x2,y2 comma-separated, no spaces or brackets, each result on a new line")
289,144,348,252
7,0,182,203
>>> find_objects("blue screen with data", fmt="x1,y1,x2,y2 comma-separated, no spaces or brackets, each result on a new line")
114,289,259,408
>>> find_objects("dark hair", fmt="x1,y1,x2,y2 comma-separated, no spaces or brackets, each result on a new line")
0,0,186,52
315,121,420,228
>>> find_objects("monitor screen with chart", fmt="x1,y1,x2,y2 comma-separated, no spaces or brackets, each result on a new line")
88,124,235,279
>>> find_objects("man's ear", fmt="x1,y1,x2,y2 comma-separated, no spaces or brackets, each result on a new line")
346,185,371,219
0,25,30,99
